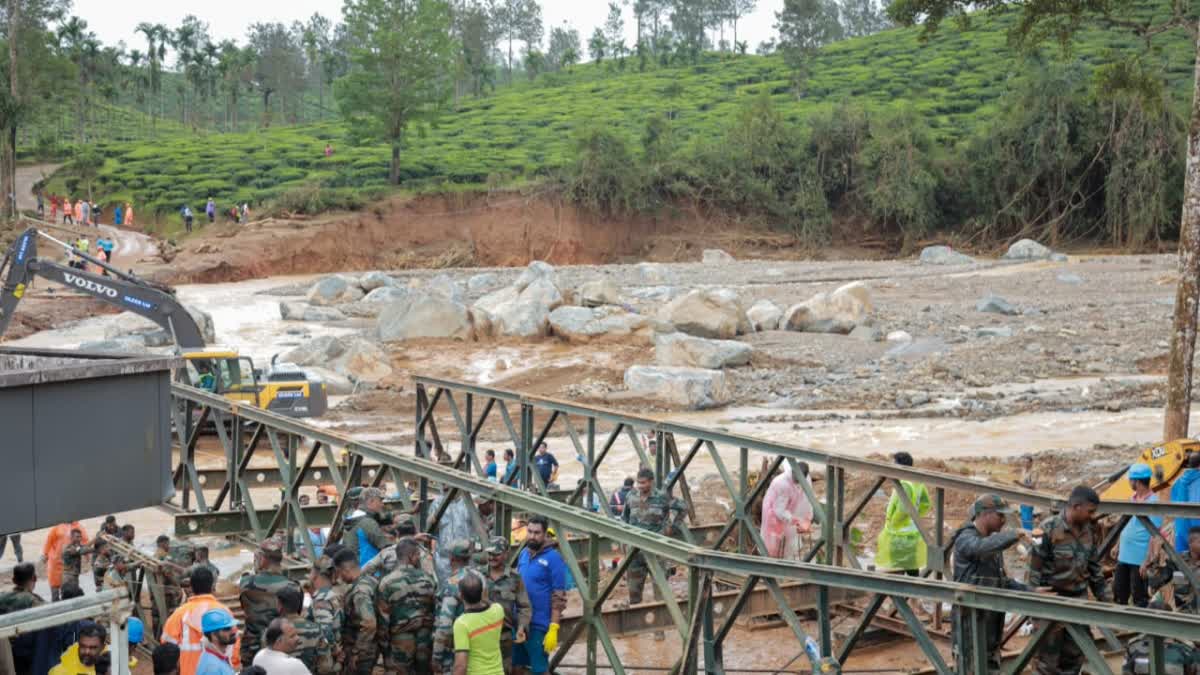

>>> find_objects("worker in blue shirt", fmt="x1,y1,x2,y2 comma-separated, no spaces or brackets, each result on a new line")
533,443,558,487
484,449,498,482
515,515,566,675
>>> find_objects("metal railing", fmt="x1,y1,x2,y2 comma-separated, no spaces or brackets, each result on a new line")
168,379,1200,675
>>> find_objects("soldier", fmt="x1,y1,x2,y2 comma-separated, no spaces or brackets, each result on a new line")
362,515,436,579
485,536,531,673
378,538,437,674
104,556,135,600
1030,485,1110,675
950,494,1030,673
154,536,188,638
120,524,136,545
187,546,221,588
343,488,392,566
238,541,301,667
308,557,344,670
278,584,335,674
622,468,687,605
61,528,89,591
432,540,478,674
335,548,379,675
93,540,113,591
0,563,44,612
1149,526,1200,613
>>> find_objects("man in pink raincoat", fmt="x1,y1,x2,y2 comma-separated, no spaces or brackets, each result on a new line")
760,461,814,559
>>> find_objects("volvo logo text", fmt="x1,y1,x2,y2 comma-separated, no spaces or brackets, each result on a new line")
63,273,118,298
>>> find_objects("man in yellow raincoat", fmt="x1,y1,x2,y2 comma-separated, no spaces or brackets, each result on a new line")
875,452,931,575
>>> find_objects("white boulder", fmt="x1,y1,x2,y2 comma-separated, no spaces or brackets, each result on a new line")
623,366,730,409
654,332,752,369
425,273,464,303
657,289,748,339
308,275,365,306
377,291,472,341
783,282,872,334
1002,239,1053,261
359,271,396,291
746,300,783,332
579,279,621,307
636,262,673,284
548,306,652,342
468,273,499,294
919,245,974,265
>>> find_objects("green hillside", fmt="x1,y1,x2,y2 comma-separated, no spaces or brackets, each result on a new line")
40,6,1195,237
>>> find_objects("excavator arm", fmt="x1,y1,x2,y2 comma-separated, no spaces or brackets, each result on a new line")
0,227,205,349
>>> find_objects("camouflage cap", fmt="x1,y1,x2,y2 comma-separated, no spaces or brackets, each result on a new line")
486,536,508,555
345,486,364,502
393,513,414,527
313,557,336,577
448,539,474,559
361,487,384,503
970,494,1014,519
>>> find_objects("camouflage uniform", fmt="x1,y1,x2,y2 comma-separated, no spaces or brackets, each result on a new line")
342,573,380,675
0,589,43,614
377,560,437,674
344,510,391,563
432,541,480,674
622,487,686,604
290,613,337,675
104,564,135,601
92,533,116,589
362,537,437,579
186,560,221,586
154,546,188,638
310,584,345,669
1029,514,1110,675
61,543,87,589
486,537,531,672
238,566,302,666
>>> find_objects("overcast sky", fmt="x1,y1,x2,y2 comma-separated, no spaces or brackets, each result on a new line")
72,0,786,61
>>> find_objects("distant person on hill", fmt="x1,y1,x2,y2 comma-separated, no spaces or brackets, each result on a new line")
114,203,123,226
63,198,73,224
36,191,43,218
125,202,134,227
80,199,90,227
48,195,57,222
324,143,333,157
206,198,215,224
91,201,101,225
182,205,194,233
240,203,249,222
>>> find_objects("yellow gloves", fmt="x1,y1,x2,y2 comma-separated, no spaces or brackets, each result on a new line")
543,623,560,653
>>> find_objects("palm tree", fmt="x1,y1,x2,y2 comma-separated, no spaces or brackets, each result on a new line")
56,17,91,142
135,22,169,130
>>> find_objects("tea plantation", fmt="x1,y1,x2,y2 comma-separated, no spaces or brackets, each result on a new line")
45,4,1196,226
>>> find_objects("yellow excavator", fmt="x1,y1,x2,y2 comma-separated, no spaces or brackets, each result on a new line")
0,227,327,417
1099,439,1200,500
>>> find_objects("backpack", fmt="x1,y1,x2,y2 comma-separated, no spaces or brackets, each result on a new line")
1124,635,1199,675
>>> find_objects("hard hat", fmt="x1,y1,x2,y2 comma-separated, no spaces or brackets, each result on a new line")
127,617,144,644
1129,463,1153,481
200,609,238,634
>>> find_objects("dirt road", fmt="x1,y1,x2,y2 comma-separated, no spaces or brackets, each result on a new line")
14,162,58,212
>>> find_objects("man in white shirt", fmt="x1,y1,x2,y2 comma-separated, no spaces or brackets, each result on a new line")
251,618,311,675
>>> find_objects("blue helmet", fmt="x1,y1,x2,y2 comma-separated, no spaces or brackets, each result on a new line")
200,609,238,634
1129,463,1153,481
127,617,143,644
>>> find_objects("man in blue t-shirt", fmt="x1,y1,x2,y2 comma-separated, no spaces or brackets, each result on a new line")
484,449,498,482
533,443,558,487
515,515,566,675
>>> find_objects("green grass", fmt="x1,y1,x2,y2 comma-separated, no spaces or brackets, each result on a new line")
40,5,1198,225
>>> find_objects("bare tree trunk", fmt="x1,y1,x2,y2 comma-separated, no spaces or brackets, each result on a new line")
1164,31,1200,442
6,0,18,219
390,144,400,185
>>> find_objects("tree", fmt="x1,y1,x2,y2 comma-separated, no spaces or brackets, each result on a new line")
217,40,252,130
454,1,497,96
604,2,625,63
247,22,304,127
728,0,757,49
135,22,168,128
840,0,887,37
70,147,103,200
495,0,541,81
588,27,607,63
547,24,581,71
775,0,842,94
302,13,332,116
885,0,1200,441
671,0,708,62
336,0,456,185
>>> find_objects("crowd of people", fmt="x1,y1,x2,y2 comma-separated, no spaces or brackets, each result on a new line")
181,199,250,233
38,194,133,229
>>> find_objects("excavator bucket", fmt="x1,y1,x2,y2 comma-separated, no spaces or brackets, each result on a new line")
1100,438,1200,501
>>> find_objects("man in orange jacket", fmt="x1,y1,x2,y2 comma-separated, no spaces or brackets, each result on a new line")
161,567,241,675
41,522,88,601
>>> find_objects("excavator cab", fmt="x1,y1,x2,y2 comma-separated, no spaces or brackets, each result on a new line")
1100,438,1200,501
182,352,262,407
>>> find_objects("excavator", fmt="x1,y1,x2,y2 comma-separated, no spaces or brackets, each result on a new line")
0,227,327,417
1100,438,1200,500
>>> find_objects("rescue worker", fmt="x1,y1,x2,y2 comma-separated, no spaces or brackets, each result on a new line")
42,521,87,601
432,540,478,673
514,516,566,675
343,488,390,567
307,558,343,671
48,622,106,675
61,528,89,591
377,538,437,674
1030,485,1110,675
335,547,379,675
951,495,1030,673
277,584,334,674
485,535,531,672
238,541,301,667
760,460,814,559
162,567,242,675
195,609,240,675
875,452,931,575
362,514,436,579
93,517,120,588
104,556,135,600
622,468,687,604
1115,463,1162,608
0,562,43,612
155,536,187,638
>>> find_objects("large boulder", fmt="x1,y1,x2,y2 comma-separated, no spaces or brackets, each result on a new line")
473,274,565,338
579,279,621,307
654,332,752,369
976,294,1018,316
746,300,783,332
919,245,974,266
279,302,345,322
514,260,557,290
306,366,355,396
359,271,396,292
308,275,364,306
702,249,735,263
335,339,393,383
657,289,747,339
1002,238,1053,261
623,366,730,409
425,273,464,303
468,273,499,295
377,291,472,341
783,282,872,334
280,335,348,365
548,306,652,342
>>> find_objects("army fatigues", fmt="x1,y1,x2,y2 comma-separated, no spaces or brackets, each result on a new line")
290,614,337,674
362,537,437,579
0,589,43,614
1149,554,1200,614
377,562,437,674
432,567,477,673
951,524,1027,672
238,567,302,666
344,512,391,562
622,487,686,604
1029,514,1110,675
153,548,187,639
186,561,221,585
61,543,87,589
310,585,345,670
488,568,532,672
342,574,380,675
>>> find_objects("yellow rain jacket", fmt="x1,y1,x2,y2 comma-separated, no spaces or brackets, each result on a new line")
875,480,932,571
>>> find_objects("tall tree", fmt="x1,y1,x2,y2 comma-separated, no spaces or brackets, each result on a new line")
135,22,168,129
454,1,497,96
728,0,756,48
302,13,332,117
840,0,886,37
217,40,253,130
886,0,1200,441
495,0,540,81
547,24,580,71
775,0,842,94
588,27,607,62
604,2,625,62
671,0,708,61
247,22,304,127
337,0,456,184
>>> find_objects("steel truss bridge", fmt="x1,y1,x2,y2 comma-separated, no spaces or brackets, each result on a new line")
163,376,1200,675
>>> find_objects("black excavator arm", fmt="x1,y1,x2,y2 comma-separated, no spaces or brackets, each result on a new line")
0,227,206,350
